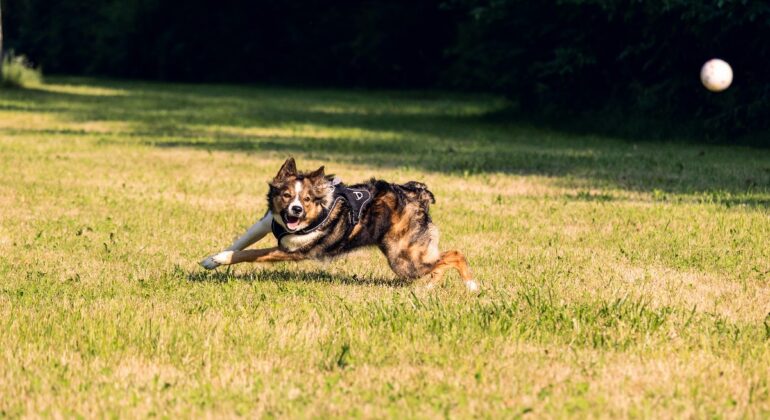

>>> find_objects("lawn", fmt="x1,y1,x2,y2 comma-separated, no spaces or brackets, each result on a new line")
0,77,768,417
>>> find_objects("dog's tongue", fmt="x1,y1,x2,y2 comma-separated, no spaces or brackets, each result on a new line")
286,216,300,230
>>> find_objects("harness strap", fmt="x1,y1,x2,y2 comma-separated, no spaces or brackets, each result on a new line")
271,185,372,240
334,185,372,225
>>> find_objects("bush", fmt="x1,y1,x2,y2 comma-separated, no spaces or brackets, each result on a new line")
1,53,43,88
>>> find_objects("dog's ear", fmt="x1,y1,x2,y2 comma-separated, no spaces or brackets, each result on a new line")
275,157,297,180
308,165,325,179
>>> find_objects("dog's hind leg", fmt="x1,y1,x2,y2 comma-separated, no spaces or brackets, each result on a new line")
200,211,273,269
384,221,479,292
417,224,477,291
427,250,478,292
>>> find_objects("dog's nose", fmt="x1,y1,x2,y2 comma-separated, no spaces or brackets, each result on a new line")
290,205,303,214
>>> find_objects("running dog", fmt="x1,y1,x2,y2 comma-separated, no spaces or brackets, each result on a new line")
200,158,478,291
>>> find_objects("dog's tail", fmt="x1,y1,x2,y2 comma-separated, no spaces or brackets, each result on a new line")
402,181,436,207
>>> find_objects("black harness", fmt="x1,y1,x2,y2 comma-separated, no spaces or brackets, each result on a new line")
271,185,372,240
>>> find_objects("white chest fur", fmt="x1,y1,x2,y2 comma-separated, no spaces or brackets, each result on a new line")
279,230,324,252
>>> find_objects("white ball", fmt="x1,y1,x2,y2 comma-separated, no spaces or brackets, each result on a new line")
700,59,733,92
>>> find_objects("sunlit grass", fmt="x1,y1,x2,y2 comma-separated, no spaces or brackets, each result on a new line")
1,54,42,88
34,82,130,97
0,77,768,417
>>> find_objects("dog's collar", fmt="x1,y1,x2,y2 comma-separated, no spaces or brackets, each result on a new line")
271,185,372,240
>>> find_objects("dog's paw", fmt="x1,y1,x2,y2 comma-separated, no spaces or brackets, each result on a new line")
200,253,225,270
200,256,220,270
464,279,480,293
211,250,234,265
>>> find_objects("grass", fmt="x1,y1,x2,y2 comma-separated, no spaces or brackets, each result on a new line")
1,54,43,88
0,76,768,417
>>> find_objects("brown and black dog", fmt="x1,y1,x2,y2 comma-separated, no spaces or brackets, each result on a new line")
200,158,478,291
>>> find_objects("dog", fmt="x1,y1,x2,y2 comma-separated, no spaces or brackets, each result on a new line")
200,158,478,291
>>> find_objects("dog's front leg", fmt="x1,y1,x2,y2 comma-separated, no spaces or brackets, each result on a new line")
200,211,273,269
210,247,304,266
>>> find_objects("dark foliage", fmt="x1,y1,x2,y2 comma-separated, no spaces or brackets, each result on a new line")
4,0,455,87
445,0,770,142
4,0,769,143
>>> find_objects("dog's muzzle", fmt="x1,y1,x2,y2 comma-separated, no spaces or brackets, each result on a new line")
289,205,304,216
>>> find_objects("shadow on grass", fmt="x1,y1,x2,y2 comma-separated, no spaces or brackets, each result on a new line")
4,76,769,205
188,267,411,288
480,104,770,148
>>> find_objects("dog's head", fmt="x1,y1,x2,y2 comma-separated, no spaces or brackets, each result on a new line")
268,158,334,232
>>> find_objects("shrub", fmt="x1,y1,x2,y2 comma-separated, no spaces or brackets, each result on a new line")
1,53,43,88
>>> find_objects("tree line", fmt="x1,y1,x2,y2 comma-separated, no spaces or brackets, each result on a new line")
5,0,769,142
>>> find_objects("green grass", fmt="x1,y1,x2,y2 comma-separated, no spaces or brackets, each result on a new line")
0,77,768,417
1,54,43,88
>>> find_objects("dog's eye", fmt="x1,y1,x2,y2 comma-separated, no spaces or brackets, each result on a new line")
303,197,311,203
282,192,292,199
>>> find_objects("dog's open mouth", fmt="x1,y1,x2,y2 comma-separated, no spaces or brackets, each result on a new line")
284,215,302,231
